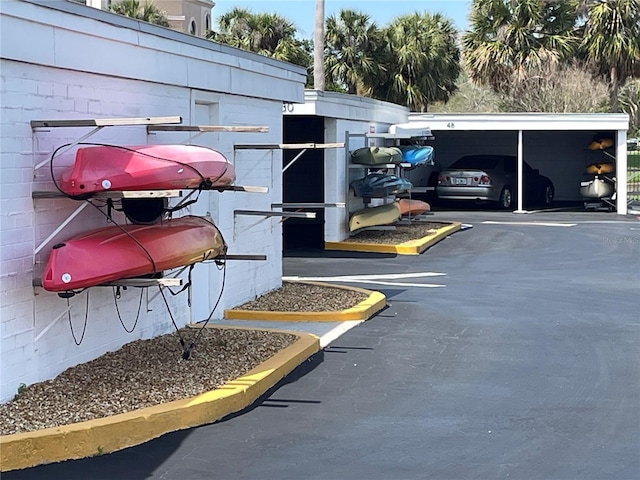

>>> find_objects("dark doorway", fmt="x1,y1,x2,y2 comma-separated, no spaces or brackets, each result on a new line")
282,116,325,250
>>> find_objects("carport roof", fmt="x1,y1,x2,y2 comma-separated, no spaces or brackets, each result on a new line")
394,113,629,132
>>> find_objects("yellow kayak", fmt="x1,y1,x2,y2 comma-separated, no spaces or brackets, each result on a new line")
349,202,401,232
586,162,615,175
588,138,614,150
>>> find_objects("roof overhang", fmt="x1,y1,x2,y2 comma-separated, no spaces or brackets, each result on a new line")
398,113,630,132
286,90,408,124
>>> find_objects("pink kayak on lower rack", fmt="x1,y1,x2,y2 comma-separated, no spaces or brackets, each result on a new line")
42,216,226,292
58,144,235,197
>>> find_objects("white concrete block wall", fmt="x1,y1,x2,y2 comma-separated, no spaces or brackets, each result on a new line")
0,1,304,402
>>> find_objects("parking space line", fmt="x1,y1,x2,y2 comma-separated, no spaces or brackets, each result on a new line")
482,221,577,227
283,272,447,288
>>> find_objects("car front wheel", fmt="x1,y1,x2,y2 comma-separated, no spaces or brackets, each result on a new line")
499,187,513,209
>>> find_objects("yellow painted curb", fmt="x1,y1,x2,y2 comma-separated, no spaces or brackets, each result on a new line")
0,327,320,472
224,281,386,322
325,221,462,255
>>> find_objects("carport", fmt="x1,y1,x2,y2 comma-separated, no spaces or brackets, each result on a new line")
392,113,630,214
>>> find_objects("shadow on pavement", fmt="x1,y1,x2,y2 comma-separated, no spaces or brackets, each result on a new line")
219,350,325,422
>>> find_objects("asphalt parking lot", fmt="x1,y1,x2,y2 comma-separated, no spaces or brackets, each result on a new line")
6,210,640,480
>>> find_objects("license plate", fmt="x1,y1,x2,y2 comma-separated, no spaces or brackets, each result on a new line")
454,177,467,185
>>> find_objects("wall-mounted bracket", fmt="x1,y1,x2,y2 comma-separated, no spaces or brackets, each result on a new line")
147,124,269,144
31,117,182,129
214,185,269,193
222,254,267,261
32,277,183,289
34,202,89,255
234,210,316,219
271,203,345,209
234,142,344,150
32,190,183,199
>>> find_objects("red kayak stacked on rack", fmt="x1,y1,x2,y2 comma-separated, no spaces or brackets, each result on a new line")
58,144,235,197
42,216,226,292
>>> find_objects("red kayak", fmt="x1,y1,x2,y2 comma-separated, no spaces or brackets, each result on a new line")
58,144,235,197
42,216,225,292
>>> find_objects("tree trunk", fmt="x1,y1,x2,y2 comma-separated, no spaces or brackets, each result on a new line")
609,66,619,112
313,0,325,91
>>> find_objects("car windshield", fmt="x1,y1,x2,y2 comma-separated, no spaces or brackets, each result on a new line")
449,156,501,170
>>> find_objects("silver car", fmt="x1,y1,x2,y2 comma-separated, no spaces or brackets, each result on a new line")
436,154,554,209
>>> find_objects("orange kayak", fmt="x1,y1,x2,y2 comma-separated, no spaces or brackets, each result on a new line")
398,199,430,216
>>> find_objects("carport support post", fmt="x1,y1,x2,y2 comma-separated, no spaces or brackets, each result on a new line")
616,129,628,215
514,129,526,213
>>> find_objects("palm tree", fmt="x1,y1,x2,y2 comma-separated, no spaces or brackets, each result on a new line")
313,0,325,91
578,0,640,111
462,0,579,92
324,9,385,95
109,0,170,27
373,12,461,111
209,8,312,69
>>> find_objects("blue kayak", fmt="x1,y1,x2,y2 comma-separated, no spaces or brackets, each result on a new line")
400,145,434,167
350,172,413,198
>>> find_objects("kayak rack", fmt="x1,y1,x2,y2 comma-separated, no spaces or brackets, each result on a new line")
30,116,273,299
344,130,436,237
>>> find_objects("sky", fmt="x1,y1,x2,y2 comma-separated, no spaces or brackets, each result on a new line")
212,0,472,38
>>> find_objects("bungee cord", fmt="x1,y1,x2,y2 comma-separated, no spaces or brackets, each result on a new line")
46,142,231,354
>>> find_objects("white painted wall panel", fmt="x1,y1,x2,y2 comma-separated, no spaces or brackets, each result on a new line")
0,1,303,401
324,118,402,242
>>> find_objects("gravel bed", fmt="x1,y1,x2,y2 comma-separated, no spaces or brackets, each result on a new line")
1,224,441,437
230,281,369,312
0,328,296,436
348,221,449,244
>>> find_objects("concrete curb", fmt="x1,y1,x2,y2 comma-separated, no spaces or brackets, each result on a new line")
224,281,386,322
0,327,320,472
324,221,462,255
